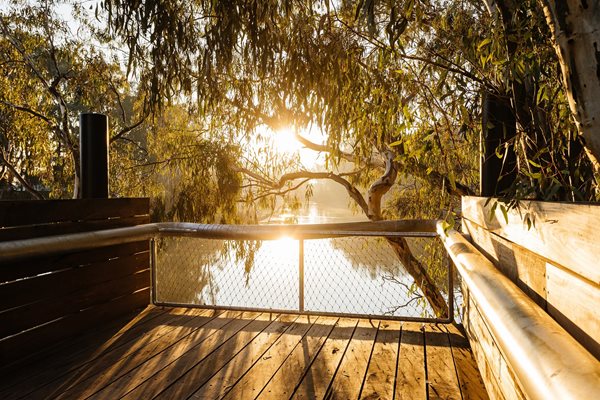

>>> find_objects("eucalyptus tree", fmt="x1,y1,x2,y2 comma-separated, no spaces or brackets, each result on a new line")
0,2,147,198
81,0,598,314
100,0,488,315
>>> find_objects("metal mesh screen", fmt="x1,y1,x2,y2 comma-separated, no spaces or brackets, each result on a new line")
154,235,450,319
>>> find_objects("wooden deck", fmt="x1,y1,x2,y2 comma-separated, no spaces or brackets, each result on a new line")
0,306,488,399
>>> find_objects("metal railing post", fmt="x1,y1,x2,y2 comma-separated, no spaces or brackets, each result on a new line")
150,237,158,304
447,254,454,322
299,239,304,312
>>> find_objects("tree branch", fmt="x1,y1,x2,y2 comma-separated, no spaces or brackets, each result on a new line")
367,150,398,220
110,114,148,143
0,149,44,200
0,100,54,126
275,171,369,215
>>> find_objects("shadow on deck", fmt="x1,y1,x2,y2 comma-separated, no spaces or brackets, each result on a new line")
0,306,488,400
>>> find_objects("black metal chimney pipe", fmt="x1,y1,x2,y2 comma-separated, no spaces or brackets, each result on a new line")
80,113,109,198
480,91,517,196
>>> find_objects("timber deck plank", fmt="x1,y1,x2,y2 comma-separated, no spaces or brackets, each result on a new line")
395,322,427,400
326,319,380,399
0,307,487,400
258,316,339,399
290,318,357,400
37,308,224,400
360,320,402,399
425,323,463,400
124,312,280,399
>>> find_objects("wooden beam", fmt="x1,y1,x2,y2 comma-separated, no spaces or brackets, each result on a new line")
462,196,600,284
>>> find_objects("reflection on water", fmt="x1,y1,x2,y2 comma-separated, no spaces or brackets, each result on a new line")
156,234,445,318
155,203,449,318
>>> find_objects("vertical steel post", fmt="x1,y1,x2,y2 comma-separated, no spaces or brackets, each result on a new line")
80,113,109,198
150,237,158,305
447,254,454,322
299,239,304,312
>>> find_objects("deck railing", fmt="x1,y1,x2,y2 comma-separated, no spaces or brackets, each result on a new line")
0,220,452,322
2,219,599,399
151,221,453,322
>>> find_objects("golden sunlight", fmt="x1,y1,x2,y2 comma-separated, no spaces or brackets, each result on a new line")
262,235,298,264
274,126,302,153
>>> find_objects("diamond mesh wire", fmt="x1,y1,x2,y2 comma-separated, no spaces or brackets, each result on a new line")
154,235,449,319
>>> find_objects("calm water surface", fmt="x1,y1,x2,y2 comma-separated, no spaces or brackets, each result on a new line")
157,202,444,318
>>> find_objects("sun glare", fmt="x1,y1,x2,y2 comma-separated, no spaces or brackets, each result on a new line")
274,127,302,153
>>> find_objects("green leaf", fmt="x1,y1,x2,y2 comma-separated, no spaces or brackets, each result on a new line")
477,38,492,51
389,140,402,147
448,171,456,191
500,204,509,224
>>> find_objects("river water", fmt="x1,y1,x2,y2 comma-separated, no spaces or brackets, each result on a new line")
156,202,446,318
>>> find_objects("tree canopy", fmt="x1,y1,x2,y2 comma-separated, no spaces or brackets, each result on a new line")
2,0,600,315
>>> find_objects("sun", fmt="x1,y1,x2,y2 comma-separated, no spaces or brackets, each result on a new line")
274,126,302,153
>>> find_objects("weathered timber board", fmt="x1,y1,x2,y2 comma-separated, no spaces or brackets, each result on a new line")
87,311,260,400
0,198,149,228
445,323,489,400
325,319,379,399
360,320,401,399
463,284,526,400
0,306,167,397
0,240,148,283
186,314,300,400
2,308,213,400
259,317,338,399
463,198,600,360
395,322,426,400
3,308,489,400
128,312,281,399
220,315,316,399
462,196,600,284
290,318,357,400
545,263,600,358
0,289,150,367
0,269,150,338
424,323,462,400
463,219,547,308
0,215,150,241
0,251,149,312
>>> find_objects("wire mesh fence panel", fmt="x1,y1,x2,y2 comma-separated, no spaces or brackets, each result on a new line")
154,234,450,319
303,236,446,318
155,237,299,310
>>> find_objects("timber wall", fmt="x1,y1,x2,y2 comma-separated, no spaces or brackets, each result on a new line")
0,198,151,369
461,196,600,399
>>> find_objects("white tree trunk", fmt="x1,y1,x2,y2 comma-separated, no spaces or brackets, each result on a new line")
540,0,600,169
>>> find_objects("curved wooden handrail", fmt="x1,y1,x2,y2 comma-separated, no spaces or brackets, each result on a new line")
438,222,600,400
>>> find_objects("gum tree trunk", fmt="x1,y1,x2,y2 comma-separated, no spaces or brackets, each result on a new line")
540,0,600,169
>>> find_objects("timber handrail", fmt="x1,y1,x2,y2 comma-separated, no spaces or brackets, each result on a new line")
0,219,437,263
438,222,600,400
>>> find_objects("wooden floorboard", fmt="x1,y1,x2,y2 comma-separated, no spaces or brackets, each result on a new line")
290,318,357,399
395,322,427,400
1,307,489,400
360,320,402,399
326,319,380,399
424,324,463,400
125,312,281,399
258,316,338,399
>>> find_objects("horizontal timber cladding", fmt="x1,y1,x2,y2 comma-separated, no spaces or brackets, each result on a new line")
461,196,600,360
0,198,151,369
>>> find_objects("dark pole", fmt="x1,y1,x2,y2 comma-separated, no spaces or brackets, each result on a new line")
80,113,109,198
480,91,517,196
